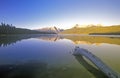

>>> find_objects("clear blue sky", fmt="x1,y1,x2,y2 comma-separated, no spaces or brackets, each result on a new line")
0,0,120,29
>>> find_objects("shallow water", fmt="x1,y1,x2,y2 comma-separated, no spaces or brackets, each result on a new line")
0,34,120,78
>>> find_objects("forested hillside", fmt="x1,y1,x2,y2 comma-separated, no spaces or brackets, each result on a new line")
0,23,57,35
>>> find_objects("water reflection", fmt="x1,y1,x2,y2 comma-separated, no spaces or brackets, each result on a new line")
63,35,120,45
0,47,114,78
0,35,120,78
0,35,120,47
0,34,62,47
36,35,61,41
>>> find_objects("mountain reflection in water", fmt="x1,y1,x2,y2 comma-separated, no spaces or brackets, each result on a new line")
0,34,120,78
0,35,120,47
63,35,120,45
0,34,62,47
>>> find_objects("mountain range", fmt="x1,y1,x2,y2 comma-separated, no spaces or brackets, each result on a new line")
35,26,63,34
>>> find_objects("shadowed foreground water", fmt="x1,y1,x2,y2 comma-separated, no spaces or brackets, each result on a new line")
0,34,120,78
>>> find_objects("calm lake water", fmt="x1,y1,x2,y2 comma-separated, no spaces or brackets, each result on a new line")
0,34,120,78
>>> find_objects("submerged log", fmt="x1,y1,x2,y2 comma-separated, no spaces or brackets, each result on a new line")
73,46,120,78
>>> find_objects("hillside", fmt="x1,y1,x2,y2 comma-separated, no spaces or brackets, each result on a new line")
0,23,57,35
61,25,120,35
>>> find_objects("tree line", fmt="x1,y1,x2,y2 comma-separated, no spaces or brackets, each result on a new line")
0,22,40,34
0,22,56,35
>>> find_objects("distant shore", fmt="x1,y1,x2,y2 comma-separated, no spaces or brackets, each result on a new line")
89,33,120,35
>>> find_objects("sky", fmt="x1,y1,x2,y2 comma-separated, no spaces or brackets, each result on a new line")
0,0,120,29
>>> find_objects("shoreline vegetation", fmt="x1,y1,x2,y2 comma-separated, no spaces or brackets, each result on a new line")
89,32,120,35
61,24,120,35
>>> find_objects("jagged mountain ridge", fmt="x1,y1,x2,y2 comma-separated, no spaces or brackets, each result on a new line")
35,26,63,34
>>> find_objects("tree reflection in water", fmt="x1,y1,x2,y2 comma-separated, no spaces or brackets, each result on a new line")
0,34,61,47
0,35,120,47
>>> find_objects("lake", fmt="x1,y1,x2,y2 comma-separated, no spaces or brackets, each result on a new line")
0,34,120,78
